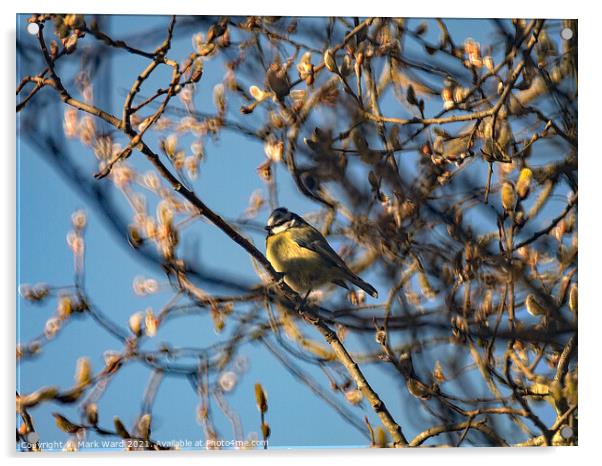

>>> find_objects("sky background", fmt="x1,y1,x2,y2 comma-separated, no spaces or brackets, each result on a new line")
16,15,570,450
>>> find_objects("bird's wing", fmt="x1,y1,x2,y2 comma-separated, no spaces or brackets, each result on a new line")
294,228,379,298
294,236,351,273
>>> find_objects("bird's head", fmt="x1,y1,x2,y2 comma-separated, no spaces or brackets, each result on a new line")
265,207,304,234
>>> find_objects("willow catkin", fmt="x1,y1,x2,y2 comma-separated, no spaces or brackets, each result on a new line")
254,383,267,414
129,311,143,336
323,49,338,73
137,414,151,440
569,283,578,313
525,294,546,316
85,403,98,425
144,308,157,337
516,167,533,199
113,416,130,439
18,386,59,409
57,296,72,319
53,413,80,434
501,181,516,212
75,357,91,386
375,427,389,448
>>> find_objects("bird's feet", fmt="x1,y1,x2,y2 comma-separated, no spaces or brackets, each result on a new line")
295,289,312,313
273,272,286,286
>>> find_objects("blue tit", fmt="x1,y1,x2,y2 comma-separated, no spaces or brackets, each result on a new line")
265,207,378,299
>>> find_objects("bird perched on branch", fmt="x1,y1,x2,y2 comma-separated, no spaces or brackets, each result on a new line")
265,207,378,300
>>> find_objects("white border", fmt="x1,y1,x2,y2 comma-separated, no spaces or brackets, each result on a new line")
3,1,597,465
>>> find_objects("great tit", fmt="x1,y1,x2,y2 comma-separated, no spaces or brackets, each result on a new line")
265,207,378,299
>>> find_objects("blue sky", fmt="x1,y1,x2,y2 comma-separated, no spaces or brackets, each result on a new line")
17,15,570,449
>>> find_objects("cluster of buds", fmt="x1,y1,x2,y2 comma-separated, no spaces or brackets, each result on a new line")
111,162,136,190
63,108,97,146
441,81,455,110
144,308,159,337
55,14,85,35
218,371,238,392
463,38,483,68
182,54,204,85
206,17,229,46
192,21,229,57
66,211,86,274
52,14,86,54
155,200,179,259
47,293,86,340
296,51,315,86
19,283,49,302
242,85,270,114
160,134,186,171
324,48,354,77
441,80,471,111
93,135,119,161
132,276,159,296
249,85,271,103
264,136,284,163
142,171,161,192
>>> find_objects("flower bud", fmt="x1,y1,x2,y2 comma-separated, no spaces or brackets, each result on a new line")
85,403,98,425
53,413,80,434
323,49,338,73
145,308,158,337
254,383,267,413
129,312,144,336
525,294,546,316
569,283,577,313
516,167,533,199
75,357,91,386
137,414,151,440
501,181,516,212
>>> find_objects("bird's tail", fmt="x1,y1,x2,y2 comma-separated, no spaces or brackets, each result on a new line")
347,273,378,298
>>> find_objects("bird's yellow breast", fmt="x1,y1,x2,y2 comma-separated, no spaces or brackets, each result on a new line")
266,230,333,293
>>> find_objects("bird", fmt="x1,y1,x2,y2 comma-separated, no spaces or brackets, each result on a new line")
264,207,378,300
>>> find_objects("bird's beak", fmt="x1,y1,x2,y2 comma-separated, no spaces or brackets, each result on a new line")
264,225,272,232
